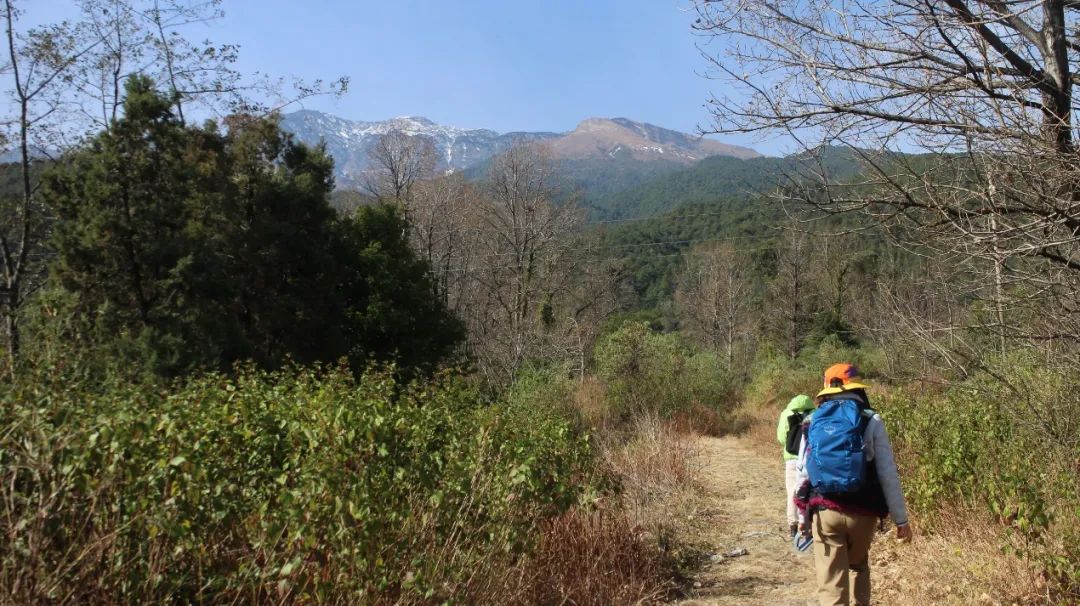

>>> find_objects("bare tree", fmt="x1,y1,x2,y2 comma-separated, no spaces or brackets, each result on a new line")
466,142,586,383
555,255,627,383
66,0,347,132
769,227,818,358
693,0,1080,353
363,130,436,205
407,172,479,309
398,145,612,384
675,242,756,366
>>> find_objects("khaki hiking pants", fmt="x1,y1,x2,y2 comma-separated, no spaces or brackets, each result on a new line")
811,508,877,606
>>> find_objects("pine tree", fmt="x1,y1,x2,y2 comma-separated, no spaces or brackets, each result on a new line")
42,77,463,376
336,203,465,373
45,75,231,374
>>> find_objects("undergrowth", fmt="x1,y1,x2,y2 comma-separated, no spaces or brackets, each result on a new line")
0,364,599,604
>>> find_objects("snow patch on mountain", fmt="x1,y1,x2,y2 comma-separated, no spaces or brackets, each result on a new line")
279,110,758,189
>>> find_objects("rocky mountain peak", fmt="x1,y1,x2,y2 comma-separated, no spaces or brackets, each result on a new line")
279,110,758,188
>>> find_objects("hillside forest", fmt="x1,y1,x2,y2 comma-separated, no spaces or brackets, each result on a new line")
2,1,1079,605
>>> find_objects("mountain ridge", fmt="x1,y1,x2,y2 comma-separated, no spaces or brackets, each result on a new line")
279,110,759,189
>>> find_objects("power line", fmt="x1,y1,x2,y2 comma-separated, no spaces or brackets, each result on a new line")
445,231,776,261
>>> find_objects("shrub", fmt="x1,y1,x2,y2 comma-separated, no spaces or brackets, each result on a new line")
743,338,886,409
883,355,1080,601
594,323,732,431
0,364,594,604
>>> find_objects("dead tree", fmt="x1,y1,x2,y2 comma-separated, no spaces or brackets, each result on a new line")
675,242,755,366
408,173,479,309
469,142,585,383
363,130,436,206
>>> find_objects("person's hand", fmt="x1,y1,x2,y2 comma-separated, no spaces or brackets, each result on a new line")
895,522,913,542
799,522,812,539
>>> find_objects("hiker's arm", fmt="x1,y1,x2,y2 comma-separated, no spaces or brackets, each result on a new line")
777,411,787,445
870,417,909,527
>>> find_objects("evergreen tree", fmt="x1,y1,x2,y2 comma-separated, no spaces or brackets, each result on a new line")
336,203,465,373
219,114,345,367
45,75,232,374
42,77,462,376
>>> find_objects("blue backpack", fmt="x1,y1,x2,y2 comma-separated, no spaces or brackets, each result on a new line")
806,399,873,494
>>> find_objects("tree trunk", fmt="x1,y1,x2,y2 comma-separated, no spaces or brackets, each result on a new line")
1042,1,1072,153
4,297,17,361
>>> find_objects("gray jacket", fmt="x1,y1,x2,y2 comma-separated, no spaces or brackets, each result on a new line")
795,410,909,527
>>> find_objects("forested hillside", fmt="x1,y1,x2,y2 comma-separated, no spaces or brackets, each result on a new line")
586,146,864,220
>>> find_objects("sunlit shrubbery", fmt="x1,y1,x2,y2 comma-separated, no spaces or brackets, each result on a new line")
0,363,595,604
742,337,886,409
883,355,1080,600
593,323,732,431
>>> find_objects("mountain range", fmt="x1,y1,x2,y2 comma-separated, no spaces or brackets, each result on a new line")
279,110,759,189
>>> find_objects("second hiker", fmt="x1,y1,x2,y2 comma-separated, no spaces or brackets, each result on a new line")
778,393,814,539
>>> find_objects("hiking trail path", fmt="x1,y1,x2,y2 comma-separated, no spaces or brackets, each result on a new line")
674,434,817,605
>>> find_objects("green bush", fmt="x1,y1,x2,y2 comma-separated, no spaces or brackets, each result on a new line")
0,364,594,604
594,323,732,426
743,338,886,408
882,355,1080,600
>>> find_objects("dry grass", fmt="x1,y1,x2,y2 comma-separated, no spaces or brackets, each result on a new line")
597,413,710,580
874,506,1052,605
573,375,612,428
671,402,728,436
393,503,679,606
724,394,784,460
600,414,702,521
512,508,678,605
570,377,705,534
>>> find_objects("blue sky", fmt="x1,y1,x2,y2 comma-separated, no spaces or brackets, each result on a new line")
30,1,784,153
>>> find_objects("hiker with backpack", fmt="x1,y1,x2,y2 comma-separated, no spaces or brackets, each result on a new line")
778,394,814,539
794,363,912,606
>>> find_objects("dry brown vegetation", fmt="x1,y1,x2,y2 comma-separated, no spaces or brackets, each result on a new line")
601,414,703,526
514,508,677,605
496,400,708,605
873,506,1051,606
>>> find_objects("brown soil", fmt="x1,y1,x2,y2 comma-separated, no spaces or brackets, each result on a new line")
674,435,817,605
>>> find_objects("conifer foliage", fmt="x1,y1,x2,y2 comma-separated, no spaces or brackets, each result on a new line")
41,77,461,376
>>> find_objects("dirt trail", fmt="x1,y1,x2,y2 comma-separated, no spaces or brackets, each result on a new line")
675,435,816,606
